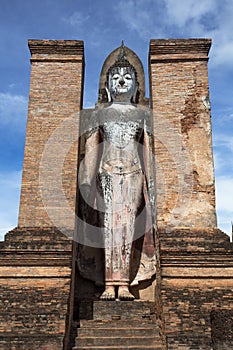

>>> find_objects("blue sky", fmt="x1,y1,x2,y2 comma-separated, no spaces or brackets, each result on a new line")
0,0,233,240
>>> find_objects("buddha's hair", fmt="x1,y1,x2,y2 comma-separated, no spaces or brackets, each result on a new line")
106,42,137,81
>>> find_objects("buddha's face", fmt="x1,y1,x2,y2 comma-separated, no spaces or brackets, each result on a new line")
108,67,136,102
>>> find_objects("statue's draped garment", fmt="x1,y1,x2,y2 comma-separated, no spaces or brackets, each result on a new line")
77,103,156,286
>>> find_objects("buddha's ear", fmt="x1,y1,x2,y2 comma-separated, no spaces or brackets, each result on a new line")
132,82,139,104
105,82,111,102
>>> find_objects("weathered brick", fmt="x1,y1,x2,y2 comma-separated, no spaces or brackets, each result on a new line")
149,39,216,229
18,40,85,230
0,227,74,350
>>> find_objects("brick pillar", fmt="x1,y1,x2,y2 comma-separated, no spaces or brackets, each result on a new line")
149,39,216,229
18,40,84,231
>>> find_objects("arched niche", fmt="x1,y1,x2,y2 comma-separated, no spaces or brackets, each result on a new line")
98,44,148,106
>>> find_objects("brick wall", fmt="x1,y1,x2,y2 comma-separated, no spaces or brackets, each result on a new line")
211,310,233,349
18,40,84,230
0,227,75,350
159,228,233,349
149,39,216,228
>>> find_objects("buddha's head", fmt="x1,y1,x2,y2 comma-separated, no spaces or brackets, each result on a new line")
106,43,138,103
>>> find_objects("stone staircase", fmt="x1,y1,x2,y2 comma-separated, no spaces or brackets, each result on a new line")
72,301,165,350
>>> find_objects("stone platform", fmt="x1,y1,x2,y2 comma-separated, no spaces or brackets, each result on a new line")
73,301,165,350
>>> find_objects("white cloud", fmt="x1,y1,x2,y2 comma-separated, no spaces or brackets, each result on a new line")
164,0,218,28
214,134,233,153
0,171,21,241
216,176,233,211
0,92,27,127
213,151,227,174
213,129,232,235
115,0,233,66
83,101,96,109
62,11,111,51
214,109,233,126
115,0,160,40
115,0,219,39
63,11,90,27
164,0,233,66
215,175,233,236
213,40,233,66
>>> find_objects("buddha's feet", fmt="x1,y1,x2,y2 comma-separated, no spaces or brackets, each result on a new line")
100,286,115,300
118,286,135,301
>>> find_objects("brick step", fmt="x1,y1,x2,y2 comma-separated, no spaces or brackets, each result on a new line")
78,327,159,337
0,335,63,348
74,301,163,349
160,243,233,252
159,228,233,253
73,346,162,350
80,319,156,328
75,336,157,347
91,301,156,320
73,346,161,350
1,227,73,252
161,256,233,267
4,227,70,239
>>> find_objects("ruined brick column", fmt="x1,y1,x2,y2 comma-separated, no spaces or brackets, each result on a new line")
149,39,216,229
18,40,84,231
0,40,85,350
149,39,233,349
